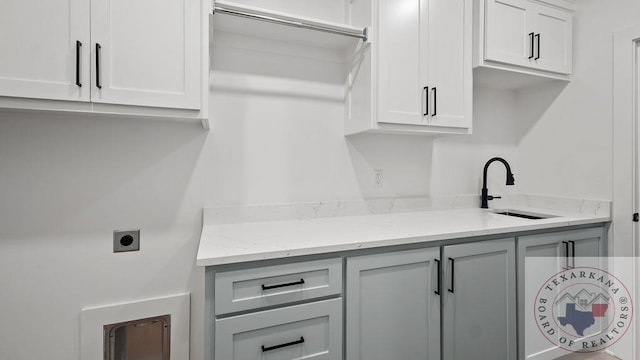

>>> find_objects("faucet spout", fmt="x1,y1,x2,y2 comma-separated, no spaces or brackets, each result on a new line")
481,157,515,209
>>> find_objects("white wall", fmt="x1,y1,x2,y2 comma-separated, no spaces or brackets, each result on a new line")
15,0,631,358
0,39,518,360
516,0,640,200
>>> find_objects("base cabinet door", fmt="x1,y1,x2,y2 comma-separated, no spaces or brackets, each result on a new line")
517,227,606,360
442,238,517,360
346,248,440,360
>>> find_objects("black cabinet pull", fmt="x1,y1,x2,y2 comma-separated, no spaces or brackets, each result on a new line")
568,240,576,268
96,43,102,89
75,41,82,87
535,33,540,60
562,241,570,269
262,337,305,352
529,32,535,59
434,258,441,295
261,278,305,291
432,87,437,116
424,86,429,116
448,257,455,293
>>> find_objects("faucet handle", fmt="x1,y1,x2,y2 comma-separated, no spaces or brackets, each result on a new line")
487,195,502,201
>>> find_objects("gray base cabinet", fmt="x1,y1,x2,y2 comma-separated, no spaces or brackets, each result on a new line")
346,248,441,360
206,226,607,360
517,228,606,360
442,238,517,360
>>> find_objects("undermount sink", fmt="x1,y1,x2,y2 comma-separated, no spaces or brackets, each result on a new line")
492,210,556,220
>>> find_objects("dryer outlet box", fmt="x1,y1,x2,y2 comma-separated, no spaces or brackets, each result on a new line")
113,229,140,253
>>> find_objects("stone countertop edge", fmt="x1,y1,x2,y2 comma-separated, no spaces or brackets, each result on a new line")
196,199,611,267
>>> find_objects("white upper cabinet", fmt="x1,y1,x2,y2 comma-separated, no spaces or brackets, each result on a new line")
476,0,573,83
0,0,90,102
346,0,472,135
90,0,202,110
427,0,470,128
532,4,572,74
0,0,208,125
376,0,425,126
484,0,531,68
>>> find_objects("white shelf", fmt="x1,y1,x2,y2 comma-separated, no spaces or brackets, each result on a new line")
212,0,367,51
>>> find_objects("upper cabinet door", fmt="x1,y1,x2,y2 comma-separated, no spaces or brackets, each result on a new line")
376,0,427,125
531,4,572,74
427,0,471,129
0,0,90,102
90,0,201,109
484,0,532,68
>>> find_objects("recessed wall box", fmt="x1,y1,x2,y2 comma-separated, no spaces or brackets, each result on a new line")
104,315,170,360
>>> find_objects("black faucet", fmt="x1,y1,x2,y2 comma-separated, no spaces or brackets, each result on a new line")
481,157,515,209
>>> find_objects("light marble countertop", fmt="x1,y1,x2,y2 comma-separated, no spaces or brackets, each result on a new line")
197,195,611,266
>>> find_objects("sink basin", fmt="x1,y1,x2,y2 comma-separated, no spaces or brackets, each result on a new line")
493,210,556,220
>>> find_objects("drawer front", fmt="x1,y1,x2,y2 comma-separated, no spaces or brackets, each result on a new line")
215,298,342,360
215,258,342,314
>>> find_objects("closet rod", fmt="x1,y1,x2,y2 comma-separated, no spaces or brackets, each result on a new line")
213,5,368,42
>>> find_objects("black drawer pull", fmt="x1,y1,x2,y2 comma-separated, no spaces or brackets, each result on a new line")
434,258,441,295
262,337,305,352
535,33,541,60
261,278,305,290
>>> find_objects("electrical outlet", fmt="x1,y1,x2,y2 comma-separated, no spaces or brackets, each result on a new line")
374,169,384,189
113,229,140,253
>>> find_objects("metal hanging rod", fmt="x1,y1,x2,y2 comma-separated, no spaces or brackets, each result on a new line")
213,5,368,42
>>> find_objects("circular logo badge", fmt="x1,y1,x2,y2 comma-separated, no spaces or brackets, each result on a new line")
534,266,633,352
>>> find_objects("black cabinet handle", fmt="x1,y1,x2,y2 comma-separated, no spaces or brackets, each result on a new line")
262,337,305,352
261,278,305,291
562,241,570,269
448,257,455,293
96,43,102,89
529,32,535,59
432,87,437,116
535,33,540,60
568,240,576,268
434,258,441,295
424,86,429,116
75,41,82,87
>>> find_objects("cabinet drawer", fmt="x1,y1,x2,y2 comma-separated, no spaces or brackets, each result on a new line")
214,258,342,314
215,298,342,360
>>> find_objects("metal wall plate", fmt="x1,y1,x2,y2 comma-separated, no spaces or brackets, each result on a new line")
113,229,140,253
